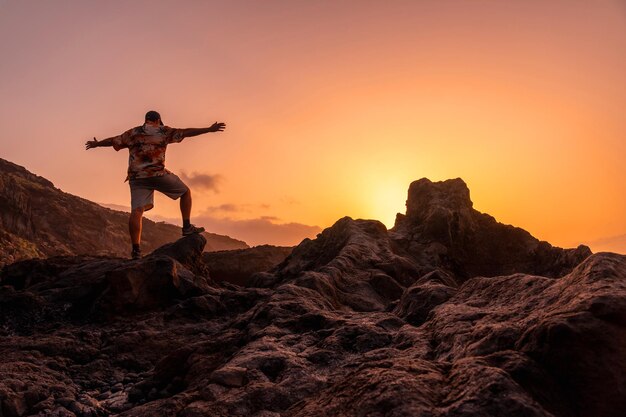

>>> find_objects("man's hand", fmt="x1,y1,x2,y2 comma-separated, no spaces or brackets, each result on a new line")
209,122,226,132
86,137,114,149
85,137,99,150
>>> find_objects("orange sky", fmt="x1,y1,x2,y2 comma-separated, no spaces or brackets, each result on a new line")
1,1,624,251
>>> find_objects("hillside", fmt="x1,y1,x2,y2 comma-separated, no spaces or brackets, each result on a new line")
0,158,248,267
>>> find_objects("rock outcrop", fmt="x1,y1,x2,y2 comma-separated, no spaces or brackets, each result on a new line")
1,177,623,417
1,234,213,320
0,158,248,267
390,178,591,280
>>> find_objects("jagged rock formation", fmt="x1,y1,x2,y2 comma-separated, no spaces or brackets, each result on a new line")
1,178,623,417
390,178,592,280
0,158,248,267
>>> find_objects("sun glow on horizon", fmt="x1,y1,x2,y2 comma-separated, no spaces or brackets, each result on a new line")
363,178,408,229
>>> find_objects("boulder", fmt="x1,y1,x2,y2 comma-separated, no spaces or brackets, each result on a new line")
99,256,211,314
149,233,211,277
210,366,248,388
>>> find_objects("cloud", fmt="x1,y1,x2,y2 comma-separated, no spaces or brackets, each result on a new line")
280,196,300,206
149,213,322,247
260,215,280,221
195,216,321,247
179,171,222,193
584,233,626,254
201,203,271,215
204,203,238,213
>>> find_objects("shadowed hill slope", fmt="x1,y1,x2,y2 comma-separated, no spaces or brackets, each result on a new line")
0,158,248,267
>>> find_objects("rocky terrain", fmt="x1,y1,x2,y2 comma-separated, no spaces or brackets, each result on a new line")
0,158,248,267
1,177,625,417
203,246,294,286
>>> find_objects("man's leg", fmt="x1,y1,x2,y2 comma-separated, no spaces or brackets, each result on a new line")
179,189,205,235
129,180,154,258
180,189,192,223
153,173,203,235
129,207,144,246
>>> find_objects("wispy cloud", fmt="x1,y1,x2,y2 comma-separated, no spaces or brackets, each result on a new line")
583,233,626,254
204,203,239,213
98,199,316,246
149,213,321,247
179,171,222,193
201,203,271,215
280,196,300,206
260,215,280,221
195,216,321,247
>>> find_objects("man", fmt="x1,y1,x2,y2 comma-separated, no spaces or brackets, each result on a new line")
86,110,226,259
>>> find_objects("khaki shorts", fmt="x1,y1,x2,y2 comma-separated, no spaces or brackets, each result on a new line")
129,173,189,211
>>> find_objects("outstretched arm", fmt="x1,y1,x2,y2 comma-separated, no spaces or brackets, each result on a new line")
85,136,116,150
180,122,226,138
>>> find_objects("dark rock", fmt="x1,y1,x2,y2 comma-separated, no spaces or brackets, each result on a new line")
250,217,419,312
210,366,248,387
390,178,591,281
2,176,623,417
149,233,211,277
394,281,456,326
203,245,293,286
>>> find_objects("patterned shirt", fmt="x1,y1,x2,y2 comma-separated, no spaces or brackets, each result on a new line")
111,124,185,180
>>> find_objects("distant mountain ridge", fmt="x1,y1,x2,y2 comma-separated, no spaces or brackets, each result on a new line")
0,158,248,267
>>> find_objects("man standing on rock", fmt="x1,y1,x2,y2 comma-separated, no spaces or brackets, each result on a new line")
85,110,225,259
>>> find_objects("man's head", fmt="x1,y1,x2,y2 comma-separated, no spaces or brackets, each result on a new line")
145,110,163,126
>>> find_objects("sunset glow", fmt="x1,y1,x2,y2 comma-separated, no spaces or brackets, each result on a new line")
1,1,624,251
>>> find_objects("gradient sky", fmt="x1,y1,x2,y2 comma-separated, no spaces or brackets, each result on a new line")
1,1,625,251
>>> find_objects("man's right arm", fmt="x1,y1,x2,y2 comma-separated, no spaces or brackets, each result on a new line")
85,136,117,150
86,127,136,150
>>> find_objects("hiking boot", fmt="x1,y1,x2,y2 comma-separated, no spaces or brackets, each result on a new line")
131,247,142,260
182,224,205,236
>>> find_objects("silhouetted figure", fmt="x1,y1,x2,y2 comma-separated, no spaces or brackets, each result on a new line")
86,110,225,259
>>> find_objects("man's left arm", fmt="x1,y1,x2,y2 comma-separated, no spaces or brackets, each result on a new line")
179,122,226,139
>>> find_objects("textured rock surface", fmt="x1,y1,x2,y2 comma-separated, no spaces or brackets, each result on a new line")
203,245,293,286
0,158,248,267
1,177,623,417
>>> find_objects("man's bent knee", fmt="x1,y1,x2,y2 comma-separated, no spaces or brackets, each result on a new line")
131,207,145,217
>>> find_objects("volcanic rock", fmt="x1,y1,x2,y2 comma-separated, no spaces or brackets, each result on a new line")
391,178,591,281
1,177,624,417
203,245,293,286
1,234,213,322
250,217,422,311
210,366,249,388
